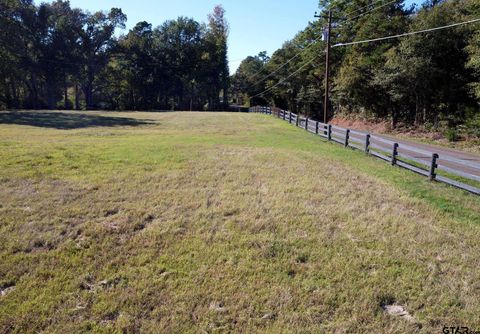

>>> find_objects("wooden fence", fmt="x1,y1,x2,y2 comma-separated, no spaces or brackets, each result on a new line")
249,106,480,196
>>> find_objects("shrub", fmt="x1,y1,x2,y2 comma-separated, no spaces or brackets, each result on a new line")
445,128,458,142
464,114,480,138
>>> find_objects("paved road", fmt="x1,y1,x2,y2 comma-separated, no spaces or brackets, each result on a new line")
313,118,479,180
380,134,480,163
374,134,480,179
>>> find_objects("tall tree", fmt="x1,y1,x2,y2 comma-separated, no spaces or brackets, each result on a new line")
231,52,269,106
465,0,480,101
207,5,229,109
78,8,126,109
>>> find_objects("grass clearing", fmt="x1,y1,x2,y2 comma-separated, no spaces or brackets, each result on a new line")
0,111,479,333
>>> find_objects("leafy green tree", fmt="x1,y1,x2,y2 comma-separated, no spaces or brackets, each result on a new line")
0,0,34,108
154,17,206,110
465,0,480,101
376,1,476,127
0,2,231,111
207,5,229,109
236,0,479,128
78,8,126,109
230,52,269,106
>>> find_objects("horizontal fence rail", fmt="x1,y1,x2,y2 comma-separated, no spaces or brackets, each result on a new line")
249,105,480,195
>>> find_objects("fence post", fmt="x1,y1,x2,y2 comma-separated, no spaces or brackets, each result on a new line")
365,134,371,153
429,153,439,181
392,143,399,166
328,125,332,141
296,115,299,127
315,121,319,134
344,129,350,147
305,118,308,131
283,111,286,121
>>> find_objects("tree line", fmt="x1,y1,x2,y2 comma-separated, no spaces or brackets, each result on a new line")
232,0,480,135
0,0,229,111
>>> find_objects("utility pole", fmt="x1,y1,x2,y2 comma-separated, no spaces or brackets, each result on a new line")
314,10,332,124
324,10,332,124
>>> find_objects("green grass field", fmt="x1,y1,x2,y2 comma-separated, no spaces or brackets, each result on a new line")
0,111,479,333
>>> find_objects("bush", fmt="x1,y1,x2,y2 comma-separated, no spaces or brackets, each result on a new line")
445,128,459,142
464,114,480,138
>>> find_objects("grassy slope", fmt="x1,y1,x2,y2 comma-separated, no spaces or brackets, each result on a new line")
0,111,479,333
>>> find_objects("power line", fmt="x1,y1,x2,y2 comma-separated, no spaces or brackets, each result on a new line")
333,17,480,47
246,0,400,91
248,1,420,101
344,0,391,18
252,56,318,99
341,0,399,25
242,60,268,82
246,41,318,90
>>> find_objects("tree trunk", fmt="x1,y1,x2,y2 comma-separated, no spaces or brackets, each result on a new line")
391,108,398,129
6,79,15,108
28,73,39,109
83,84,93,110
64,77,68,110
45,73,56,110
414,92,420,126
83,66,95,109
75,84,80,110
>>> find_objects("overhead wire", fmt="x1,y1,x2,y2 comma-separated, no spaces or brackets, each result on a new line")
246,41,318,89
246,0,400,92
341,0,399,25
249,3,480,103
344,0,391,17
251,55,320,99
333,17,480,47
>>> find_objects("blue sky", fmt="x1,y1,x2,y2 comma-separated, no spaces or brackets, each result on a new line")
58,1,418,73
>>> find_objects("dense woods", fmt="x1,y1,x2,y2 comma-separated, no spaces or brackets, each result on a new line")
232,0,480,134
0,0,229,111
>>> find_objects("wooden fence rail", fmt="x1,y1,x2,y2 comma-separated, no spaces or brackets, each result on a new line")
249,105,480,195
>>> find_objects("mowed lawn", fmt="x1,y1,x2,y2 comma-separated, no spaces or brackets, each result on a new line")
0,111,479,333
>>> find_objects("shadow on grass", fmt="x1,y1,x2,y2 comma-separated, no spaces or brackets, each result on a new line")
0,111,153,130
